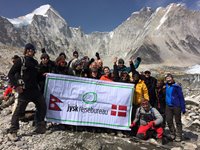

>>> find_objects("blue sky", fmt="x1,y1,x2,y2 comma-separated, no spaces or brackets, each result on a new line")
0,0,199,33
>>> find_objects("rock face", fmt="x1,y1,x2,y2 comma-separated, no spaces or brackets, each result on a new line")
0,3,200,66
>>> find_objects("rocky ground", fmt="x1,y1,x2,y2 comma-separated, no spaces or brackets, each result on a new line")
0,95,200,150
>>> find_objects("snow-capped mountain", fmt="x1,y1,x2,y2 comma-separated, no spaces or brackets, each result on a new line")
0,3,200,66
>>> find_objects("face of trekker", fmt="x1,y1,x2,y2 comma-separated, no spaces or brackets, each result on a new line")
104,68,110,76
97,60,103,68
166,76,174,84
73,53,78,58
121,73,129,81
90,62,98,68
156,80,164,88
145,72,151,78
132,74,139,83
141,100,150,112
60,60,66,67
76,64,83,70
41,57,49,65
26,49,35,57
91,71,98,78
118,63,124,68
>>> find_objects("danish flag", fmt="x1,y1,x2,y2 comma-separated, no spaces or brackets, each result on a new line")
49,94,63,111
111,104,127,117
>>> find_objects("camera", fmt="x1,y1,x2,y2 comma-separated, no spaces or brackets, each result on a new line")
17,79,25,89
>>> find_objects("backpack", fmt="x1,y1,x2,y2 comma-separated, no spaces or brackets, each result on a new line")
17,57,26,88
138,107,155,123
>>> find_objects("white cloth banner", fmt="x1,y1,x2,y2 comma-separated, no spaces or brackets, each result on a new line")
44,73,134,130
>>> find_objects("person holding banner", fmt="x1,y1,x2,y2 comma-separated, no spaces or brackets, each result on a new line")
130,98,163,144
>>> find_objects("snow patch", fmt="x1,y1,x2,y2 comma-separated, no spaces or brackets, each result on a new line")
131,11,139,15
155,7,162,13
156,4,173,30
109,31,114,39
7,4,51,27
186,65,200,74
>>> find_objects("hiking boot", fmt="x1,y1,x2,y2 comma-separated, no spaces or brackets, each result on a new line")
7,132,18,142
167,134,175,141
33,122,46,134
175,136,182,142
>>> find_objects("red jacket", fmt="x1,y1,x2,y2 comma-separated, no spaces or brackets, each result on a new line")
100,75,113,82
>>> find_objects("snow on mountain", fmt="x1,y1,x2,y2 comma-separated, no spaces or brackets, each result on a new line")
186,65,200,74
0,3,200,67
7,4,51,27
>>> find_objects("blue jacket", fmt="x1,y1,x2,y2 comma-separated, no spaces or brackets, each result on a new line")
166,83,185,113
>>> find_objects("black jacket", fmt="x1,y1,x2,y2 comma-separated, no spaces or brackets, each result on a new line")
8,56,41,100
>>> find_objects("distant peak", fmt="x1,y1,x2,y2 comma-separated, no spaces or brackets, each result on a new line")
167,3,186,9
140,7,153,12
7,4,52,27
32,4,51,16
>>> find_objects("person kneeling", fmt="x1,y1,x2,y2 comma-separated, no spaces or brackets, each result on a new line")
130,98,163,144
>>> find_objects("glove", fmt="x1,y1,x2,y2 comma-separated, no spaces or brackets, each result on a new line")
95,52,100,60
129,122,136,128
89,58,95,65
147,121,154,128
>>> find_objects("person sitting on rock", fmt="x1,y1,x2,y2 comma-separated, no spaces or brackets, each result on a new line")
130,98,163,143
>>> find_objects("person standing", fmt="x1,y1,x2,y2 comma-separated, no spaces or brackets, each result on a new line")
165,73,185,142
142,70,157,107
7,43,47,141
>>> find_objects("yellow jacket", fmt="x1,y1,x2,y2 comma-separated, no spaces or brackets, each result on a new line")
133,79,149,105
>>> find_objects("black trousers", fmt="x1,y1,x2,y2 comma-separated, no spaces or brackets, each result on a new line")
9,91,46,132
165,105,182,137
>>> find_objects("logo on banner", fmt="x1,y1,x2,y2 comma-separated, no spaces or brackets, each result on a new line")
82,92,97,104
49,94,63,111
111,104,127,117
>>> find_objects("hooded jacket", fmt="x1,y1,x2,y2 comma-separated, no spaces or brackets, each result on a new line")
166,83,185,113
133,80,149,105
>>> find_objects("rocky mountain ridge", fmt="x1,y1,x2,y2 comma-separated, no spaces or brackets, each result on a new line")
0,3,200,66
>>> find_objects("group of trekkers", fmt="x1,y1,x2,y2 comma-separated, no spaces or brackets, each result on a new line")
0,43,186,144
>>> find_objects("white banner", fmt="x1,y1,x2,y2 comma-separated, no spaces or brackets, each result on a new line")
44,73,134,130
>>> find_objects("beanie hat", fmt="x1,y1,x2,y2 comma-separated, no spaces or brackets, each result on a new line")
73,50,78,55
165,73,173,78
118,58,124,64
59,52,66,59
144,70,151,74
40,53,49,60
25,43,36,51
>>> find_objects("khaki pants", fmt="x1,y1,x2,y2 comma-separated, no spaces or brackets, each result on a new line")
12,93,19,115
